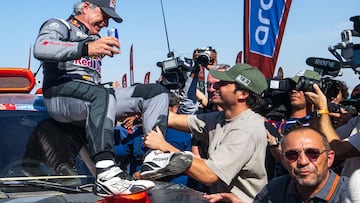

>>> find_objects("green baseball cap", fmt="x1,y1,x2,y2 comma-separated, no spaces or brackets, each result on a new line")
290,70,321,83
209,63,268,95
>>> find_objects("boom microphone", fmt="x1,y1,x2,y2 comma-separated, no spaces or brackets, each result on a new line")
306,57,342,77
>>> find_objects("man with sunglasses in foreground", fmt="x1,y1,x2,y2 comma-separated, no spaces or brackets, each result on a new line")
253,127,351,202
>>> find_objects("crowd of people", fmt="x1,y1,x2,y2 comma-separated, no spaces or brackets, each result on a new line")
30,0,360,202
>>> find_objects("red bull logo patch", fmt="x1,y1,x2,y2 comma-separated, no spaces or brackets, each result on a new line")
74,57,102,74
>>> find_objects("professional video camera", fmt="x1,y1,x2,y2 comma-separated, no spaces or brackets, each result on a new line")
263,16,360,125
328,15,360,76
298,16,360,93
296,76,358,116
157,47,216,90
298,15,360,116
156,52,192,90
262,78,293,120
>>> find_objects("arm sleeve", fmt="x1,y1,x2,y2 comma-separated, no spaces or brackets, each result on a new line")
177,74,200,115
33,18,85,62
335,116,360,139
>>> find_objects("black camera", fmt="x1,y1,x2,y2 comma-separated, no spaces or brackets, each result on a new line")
193,46,216,67
295,76,323,92
295,76,342,100
340,96,360,113
262,78,293,120
157,53,192,90
328,102,358,117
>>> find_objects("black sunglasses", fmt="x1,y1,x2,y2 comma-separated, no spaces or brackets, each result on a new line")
283,148,328,163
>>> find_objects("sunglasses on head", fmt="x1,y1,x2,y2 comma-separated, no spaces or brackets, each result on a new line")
283,148,328,163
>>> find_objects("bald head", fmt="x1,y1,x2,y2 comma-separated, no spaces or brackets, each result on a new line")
281,127,331,151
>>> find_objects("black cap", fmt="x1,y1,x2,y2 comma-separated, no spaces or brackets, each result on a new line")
83,0,122,23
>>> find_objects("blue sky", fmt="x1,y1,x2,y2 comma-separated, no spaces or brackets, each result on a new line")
1,0,359,92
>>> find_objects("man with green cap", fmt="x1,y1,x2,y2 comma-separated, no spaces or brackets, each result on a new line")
140,63,269,202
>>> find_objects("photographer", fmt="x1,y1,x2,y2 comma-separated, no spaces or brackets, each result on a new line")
331,84,360,128
177,47,218,115
266,70,322,178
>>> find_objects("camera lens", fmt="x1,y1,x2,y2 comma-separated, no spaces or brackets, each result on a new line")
295,76,321,92
197,54,210,67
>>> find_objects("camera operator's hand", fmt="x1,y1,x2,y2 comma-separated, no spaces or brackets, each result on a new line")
330,107,353,128
122,115,141,129
87,36,121,57
144,126,180,153
112,80,120,88
304,84,328,110
203,192,244,203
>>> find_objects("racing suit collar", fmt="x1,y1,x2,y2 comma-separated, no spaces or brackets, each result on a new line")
67,15,89,34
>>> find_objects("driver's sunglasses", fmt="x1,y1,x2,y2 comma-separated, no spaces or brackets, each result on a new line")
283,148,328,163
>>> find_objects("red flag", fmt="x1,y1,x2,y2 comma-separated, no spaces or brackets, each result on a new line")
28,45,32,70
130,44,134,86
236,51,242,64
144,72,151,84
276,67,284,79
122,74,127,88
244,0,292,78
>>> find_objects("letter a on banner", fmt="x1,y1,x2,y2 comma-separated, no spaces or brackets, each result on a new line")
244,0,292,78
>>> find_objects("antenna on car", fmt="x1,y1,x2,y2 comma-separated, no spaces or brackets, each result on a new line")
160,0,174,58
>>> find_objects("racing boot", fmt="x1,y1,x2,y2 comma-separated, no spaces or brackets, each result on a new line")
140,150,193,180
94,164,155,197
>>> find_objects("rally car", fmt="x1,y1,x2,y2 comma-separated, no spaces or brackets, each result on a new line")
0,67,207,203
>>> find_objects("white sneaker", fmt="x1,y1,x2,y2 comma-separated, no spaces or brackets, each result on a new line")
94,166,155,197
140,150,193,180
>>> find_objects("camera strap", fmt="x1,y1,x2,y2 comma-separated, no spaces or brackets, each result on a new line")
282,114,312,135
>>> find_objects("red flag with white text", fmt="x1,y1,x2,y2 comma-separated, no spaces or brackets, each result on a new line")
244,0,292,78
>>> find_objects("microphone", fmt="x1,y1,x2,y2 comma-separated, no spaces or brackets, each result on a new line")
306,57,342,77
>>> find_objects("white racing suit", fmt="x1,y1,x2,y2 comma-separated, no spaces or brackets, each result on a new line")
33,16,169,160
